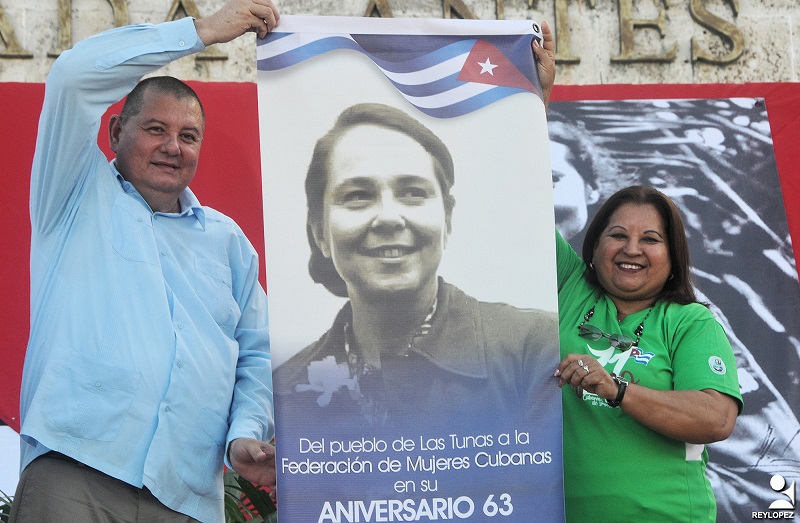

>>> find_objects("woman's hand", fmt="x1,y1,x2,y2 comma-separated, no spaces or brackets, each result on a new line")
555,354,740,444
531,20,555,111
555,353,617,400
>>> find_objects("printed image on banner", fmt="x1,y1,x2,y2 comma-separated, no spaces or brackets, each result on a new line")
257,15,562,523
549,98,800,523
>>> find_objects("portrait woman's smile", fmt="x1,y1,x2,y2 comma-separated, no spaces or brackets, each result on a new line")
315,124,449,301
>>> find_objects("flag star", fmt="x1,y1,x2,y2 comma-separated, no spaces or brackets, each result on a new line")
478,57,498,76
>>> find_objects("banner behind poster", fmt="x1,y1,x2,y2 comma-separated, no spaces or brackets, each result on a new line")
257,16,563,522
549,98,800,522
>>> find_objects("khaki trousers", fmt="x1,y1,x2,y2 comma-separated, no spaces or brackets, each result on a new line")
10,453,201,523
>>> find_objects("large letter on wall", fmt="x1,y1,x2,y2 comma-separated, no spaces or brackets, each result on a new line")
443,0,478,19
166,0,226,60
364,0,393,17
0,2,32,57
554,0,596,64
690,0,744,64
48,0,128,57
612,0,676,62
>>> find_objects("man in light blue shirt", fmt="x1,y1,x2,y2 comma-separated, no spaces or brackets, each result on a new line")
12,1,280,521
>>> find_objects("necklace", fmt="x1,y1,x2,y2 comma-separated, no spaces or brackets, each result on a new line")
577,297,653,349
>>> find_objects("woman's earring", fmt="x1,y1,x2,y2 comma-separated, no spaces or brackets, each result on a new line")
589,263,595,270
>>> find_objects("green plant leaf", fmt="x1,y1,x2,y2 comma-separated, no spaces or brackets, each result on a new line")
224,495,246,523
0,488,12,523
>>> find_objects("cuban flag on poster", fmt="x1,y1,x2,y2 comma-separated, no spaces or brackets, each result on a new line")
256,15,544,119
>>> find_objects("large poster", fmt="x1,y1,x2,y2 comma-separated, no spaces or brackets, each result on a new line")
257,15,563,522
549,98,800,522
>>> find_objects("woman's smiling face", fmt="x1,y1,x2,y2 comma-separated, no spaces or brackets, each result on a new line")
314,124,449,301
592,203,672,311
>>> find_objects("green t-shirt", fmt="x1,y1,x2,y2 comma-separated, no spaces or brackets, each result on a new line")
556,231,742,523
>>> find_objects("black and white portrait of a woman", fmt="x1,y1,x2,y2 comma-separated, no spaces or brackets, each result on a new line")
273,103,559,436
548,98,800,522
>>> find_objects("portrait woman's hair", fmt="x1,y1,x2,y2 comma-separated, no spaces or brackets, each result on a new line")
547,114,637,201
581,185,699,305
305,103,456,297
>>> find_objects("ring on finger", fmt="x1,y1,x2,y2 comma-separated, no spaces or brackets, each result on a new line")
583,365,590,373
577,359,584,367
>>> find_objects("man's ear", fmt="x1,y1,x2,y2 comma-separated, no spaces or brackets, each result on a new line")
108,115,122,152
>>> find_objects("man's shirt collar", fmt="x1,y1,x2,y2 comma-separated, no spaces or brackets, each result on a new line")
111,159,206,229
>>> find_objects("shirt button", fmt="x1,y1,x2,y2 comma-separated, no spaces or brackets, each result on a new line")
95,381,102,388
176,361,184,368
179,40,185,47
160,250,166,256
164,406,171,412
176,323,184,330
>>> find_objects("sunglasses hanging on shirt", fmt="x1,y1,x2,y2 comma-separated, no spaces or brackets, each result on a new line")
577,299,653,351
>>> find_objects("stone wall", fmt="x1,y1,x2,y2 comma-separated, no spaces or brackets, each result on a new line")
1,0,798,84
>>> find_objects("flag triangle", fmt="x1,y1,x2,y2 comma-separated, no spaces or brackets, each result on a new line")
457,40,535,91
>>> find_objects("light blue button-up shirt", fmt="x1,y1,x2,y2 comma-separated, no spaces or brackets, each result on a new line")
20,17,273,523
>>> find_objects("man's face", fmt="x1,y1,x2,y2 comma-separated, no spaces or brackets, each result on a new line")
110,89,204,211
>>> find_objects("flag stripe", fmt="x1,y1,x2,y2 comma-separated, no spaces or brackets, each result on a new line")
365,40,476,73
416,86,525,118
388,73,464,98
257,36,362,70
399,81,497,108
380,54,469,86
256,33,353,61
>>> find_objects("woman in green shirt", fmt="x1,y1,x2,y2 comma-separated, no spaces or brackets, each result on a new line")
555,186,742,522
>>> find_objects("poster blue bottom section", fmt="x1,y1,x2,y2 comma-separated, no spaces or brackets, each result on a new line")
275,412,564,522
272,281,564,521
